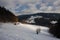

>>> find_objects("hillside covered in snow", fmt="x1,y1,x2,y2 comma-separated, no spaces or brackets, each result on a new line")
0,23,60,40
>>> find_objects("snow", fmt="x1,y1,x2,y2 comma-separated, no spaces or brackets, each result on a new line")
26,16,43,23
50,21,57,24
0,23,60,40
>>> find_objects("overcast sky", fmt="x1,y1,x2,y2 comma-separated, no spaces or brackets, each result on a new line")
0,0,60,15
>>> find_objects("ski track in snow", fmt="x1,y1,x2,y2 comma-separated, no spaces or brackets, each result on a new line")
0,23,60,40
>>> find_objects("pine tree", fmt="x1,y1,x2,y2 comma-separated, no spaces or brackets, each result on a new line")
49,19,60,38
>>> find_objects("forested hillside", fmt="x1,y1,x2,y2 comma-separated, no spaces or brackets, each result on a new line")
0,6,18,23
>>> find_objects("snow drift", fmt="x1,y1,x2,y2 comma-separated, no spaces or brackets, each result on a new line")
0,23,60,40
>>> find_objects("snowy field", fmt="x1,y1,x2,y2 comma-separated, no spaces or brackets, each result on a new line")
0,23,60,40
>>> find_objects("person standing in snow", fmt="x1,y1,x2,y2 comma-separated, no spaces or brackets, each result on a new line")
36,28,41,34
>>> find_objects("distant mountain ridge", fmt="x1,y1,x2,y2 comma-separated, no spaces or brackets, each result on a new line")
18,13,60,27
18,13,60,21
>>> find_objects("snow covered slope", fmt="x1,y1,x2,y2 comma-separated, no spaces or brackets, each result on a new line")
0,23,60,40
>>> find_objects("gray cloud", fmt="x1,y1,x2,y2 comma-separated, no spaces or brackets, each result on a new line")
0,0,60,15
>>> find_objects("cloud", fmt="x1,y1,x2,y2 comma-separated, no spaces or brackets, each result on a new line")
0,0,60,15
53,0,60,6
0,0,40,7
0,0,40,13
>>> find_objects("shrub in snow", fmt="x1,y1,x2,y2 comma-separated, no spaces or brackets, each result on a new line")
36,28,41,34
49,19,60,38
